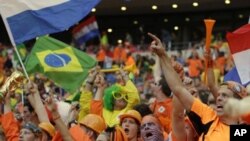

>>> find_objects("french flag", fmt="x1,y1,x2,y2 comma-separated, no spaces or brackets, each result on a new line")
226,23,250,86
0,0,101,44
72,16,100,45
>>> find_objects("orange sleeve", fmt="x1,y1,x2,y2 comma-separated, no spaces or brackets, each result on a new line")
90,100,103,117
2,112,19,141
191,98,216,124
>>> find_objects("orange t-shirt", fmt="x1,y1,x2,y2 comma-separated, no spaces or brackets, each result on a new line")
113,47,127,63
125,56,135,66
215,57,226,74
96,49,106,62
187,59,203,78
150,98,173,133
90,100,103,116
2,112,19,141
191,98,229,141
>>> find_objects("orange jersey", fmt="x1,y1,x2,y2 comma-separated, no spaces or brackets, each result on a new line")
215,57,226,74
191,98,229,141
187,59,203,78
113,47,127,63
96,49,106,62
150,98,173,133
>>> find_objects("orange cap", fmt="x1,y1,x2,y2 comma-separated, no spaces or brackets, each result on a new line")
39,122,56,137
119,110,142,124
79,114,106,134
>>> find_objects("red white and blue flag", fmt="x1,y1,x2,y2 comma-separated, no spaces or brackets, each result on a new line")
72,16,100,45
226,23,250,86
0,0,100,44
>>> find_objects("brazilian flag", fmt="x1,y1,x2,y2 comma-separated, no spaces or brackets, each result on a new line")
25,36,96,93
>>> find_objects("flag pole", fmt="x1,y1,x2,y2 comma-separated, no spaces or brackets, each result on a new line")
0,16,30,81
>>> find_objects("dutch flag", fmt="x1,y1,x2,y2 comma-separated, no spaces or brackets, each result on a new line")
0,0,101,44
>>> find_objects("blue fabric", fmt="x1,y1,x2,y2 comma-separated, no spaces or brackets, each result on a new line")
6,0,101,44
224,67,250,86
76,29,100,45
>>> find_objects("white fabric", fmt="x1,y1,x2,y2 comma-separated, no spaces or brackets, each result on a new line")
0,0,69,17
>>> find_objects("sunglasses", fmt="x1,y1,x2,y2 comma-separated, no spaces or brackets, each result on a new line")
112,92,129,102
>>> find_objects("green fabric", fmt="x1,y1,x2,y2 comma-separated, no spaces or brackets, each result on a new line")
25,36,96,94
103,85,121,111
103,80,140,127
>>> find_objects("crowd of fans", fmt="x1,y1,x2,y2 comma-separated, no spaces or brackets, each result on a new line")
0,32,249,141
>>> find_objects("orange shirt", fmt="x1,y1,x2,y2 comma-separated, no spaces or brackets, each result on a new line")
191,98,229,141
125,56,135,66
113,47,127,63
96,48,106,62
2,112,19,141
187,59,203,78
150,98,173,133
215,57,226,74
90,100,103,116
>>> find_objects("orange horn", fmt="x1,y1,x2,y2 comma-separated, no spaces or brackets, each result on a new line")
204,19,216,53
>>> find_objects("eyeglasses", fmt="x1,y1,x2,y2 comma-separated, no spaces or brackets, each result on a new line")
112,92,129,102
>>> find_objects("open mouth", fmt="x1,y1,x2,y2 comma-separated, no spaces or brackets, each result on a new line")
216,105,224,113
146,132,153,138
217,105,223,109
124,128,129,134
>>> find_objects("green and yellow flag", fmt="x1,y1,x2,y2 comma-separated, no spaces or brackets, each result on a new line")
25,36,96,93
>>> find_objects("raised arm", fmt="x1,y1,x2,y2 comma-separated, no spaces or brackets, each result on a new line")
45,95,74,141
26,81,50,123
2,92,19,141
171,95,187,141
93,72,107,101
205,52,219,99
77,67,98,121
148,33,194,111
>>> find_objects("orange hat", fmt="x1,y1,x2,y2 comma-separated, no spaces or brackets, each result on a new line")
119,110,142,124
79,114,106,134
221,81,248,98
39,122,56,137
